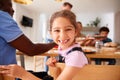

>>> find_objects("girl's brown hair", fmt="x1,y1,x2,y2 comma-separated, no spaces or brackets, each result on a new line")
49,10,77,31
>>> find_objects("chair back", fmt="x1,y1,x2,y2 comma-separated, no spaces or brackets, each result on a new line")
0,74,4,80
49,63,120,80
0,75,15,80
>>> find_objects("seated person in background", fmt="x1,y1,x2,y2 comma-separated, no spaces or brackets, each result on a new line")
0,10,88,80
77,26,116,65
75,21,89,45
75,22,95,46
61,2,73,11
79,34,95,46
95,27,112,43
93,26,116,65
76,21,85,37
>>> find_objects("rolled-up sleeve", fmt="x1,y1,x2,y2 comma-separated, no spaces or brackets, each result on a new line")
0,11,23,42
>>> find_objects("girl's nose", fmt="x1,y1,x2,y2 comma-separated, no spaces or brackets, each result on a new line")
59,31,67,39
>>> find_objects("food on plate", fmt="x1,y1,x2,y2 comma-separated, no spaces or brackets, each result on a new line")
104,42,117,47
83,49,91,52
76,37,85,41
104,42,110,47
83,49,96,54
101,47,117,52
94,35,104,38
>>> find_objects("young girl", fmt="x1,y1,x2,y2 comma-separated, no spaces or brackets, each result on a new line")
0,10,88,80
46,10,88,80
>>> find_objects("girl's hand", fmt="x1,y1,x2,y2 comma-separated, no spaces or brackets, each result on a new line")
46,57,57,67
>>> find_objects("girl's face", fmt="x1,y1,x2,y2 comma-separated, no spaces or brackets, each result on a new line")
50,17,77,50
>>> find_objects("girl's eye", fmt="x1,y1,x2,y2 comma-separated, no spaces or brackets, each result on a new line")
53,30,60,32
66,28,72,31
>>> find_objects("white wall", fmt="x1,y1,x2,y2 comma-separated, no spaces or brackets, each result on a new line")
38,14,49,43
114,11,120,44
13,0,120,43
15,4,42,43
100,13,114,41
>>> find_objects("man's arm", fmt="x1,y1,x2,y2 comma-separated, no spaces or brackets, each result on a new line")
9,34,57,56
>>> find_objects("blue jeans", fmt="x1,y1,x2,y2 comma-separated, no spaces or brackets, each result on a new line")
44,38,53,72
44,56,50,72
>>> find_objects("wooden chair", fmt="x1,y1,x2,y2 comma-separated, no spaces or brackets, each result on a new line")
49,63,120,80
0,75,15,80
0,74,3,80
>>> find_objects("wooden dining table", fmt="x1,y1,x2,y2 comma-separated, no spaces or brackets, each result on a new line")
17,49,120,58
16,47,120,67
85,51,120,63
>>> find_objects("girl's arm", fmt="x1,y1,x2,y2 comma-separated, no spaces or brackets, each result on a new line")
56,65,80,80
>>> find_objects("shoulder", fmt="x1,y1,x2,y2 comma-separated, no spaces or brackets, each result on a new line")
67,50,84,58
0,10,12,19
66,44,84,59
65,50,88,68
0,10,15,24
105,38,112,42
0,11,23,42
67,47,83,54
102,37,112,43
